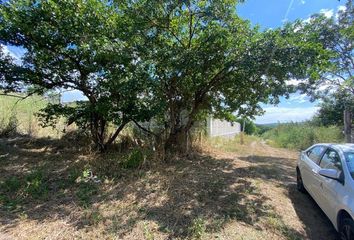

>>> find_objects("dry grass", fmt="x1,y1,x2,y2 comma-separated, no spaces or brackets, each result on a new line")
0,135,338,240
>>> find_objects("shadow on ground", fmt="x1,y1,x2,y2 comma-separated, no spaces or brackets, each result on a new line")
0,137,339,239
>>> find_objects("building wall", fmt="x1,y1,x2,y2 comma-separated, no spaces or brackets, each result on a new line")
207,117,241,137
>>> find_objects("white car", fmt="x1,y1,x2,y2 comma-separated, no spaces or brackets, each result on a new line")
297,144,354,240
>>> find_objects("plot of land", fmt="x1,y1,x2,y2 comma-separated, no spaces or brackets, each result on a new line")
0,137,338,240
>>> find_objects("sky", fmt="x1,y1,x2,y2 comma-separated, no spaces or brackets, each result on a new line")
237,0,345,124
2,0,346,124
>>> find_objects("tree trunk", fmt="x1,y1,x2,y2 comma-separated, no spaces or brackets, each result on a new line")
164,127,189,154
344,108,352,143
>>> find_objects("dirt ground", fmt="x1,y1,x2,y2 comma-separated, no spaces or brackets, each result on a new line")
0,137,339,240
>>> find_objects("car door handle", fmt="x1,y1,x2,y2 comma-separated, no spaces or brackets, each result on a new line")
311,169,318,175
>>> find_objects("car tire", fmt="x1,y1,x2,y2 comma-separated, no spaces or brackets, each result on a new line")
340,218,354,240
296,169,306,193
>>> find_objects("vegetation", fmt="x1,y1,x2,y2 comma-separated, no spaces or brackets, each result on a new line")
1,135,328,240
262,122,344,150
0,0,331,153
0,0,157,151
312,91,354,127
296,0,354,142
0,93,59,137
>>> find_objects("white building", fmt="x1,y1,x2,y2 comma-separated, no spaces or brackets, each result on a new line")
206,117,241,137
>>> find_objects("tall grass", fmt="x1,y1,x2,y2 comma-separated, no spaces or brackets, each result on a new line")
262,122,344,150
0,94,63,138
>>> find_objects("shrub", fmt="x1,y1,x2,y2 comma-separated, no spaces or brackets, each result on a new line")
0,113,18,137
25,170,49,199
76,182,98,208
121,149,144,169
262,123,344,150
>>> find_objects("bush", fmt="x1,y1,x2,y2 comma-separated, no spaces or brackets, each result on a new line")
121,149,145,169
0,113,18,137
25,170,49,199
262,122,344,150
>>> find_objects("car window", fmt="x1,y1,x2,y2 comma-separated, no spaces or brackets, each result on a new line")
320,149,342,171
345,152,354,179
307,146,326,164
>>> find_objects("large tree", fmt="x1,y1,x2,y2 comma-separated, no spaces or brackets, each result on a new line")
129,0,329,153
297,0,354,142
0,0,156,151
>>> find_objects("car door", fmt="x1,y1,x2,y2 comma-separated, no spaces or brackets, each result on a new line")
317,148,344,222
301,145,326,198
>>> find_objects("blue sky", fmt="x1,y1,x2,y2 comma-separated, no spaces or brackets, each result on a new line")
237,0,345,124
2,0,346,124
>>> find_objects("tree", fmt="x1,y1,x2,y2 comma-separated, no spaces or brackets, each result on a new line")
129,0,329,153
297,0,354,142
313,91,354,127
236,118,257,135
0,0,156,151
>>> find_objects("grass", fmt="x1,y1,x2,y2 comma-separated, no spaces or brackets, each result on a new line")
201,134,263,155
262,122,344,150
0,134,339,239
0,93,65,138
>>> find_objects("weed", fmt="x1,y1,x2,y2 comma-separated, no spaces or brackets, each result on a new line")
25,169,48,199
0,194,22,211
76,182,98,207
2,176,22,193
189,217,206,240
82,208,102,226
263,123,344,150
143,222,155,240
0,113,18,137
265,212,302,240
121,149,144,169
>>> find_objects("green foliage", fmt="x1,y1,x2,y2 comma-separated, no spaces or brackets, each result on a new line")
296,1,353,122
130,0,329,152
256,124,276,135
25,170,48,199
0,112,18,137
262,123,344,150
76,182,98,208
189,217,206,240
312,91,354,127
0,0,157,150
0,169,49,210
0,0,332,152
0,93,52,137
2,176,22,193
121,149,144,169
236,118,258,135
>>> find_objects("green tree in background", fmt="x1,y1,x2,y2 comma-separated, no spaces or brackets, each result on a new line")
313,91,354,127
297,0,353,142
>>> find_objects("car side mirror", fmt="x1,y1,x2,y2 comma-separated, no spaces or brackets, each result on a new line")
319,169,343,183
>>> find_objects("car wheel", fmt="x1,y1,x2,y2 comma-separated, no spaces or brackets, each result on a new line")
296,169,306,193
340,218,354,240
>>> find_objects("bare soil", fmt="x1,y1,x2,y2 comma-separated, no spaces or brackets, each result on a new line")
0,137,338,240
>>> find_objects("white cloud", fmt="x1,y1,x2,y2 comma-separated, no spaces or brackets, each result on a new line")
320,8,334,18
288,94,309,103
300,0,306,5
255,106,319,124
338,5,346,12
61,89,88,103
285,78,306,86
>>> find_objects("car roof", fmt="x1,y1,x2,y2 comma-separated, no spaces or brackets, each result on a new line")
316,143,354,153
